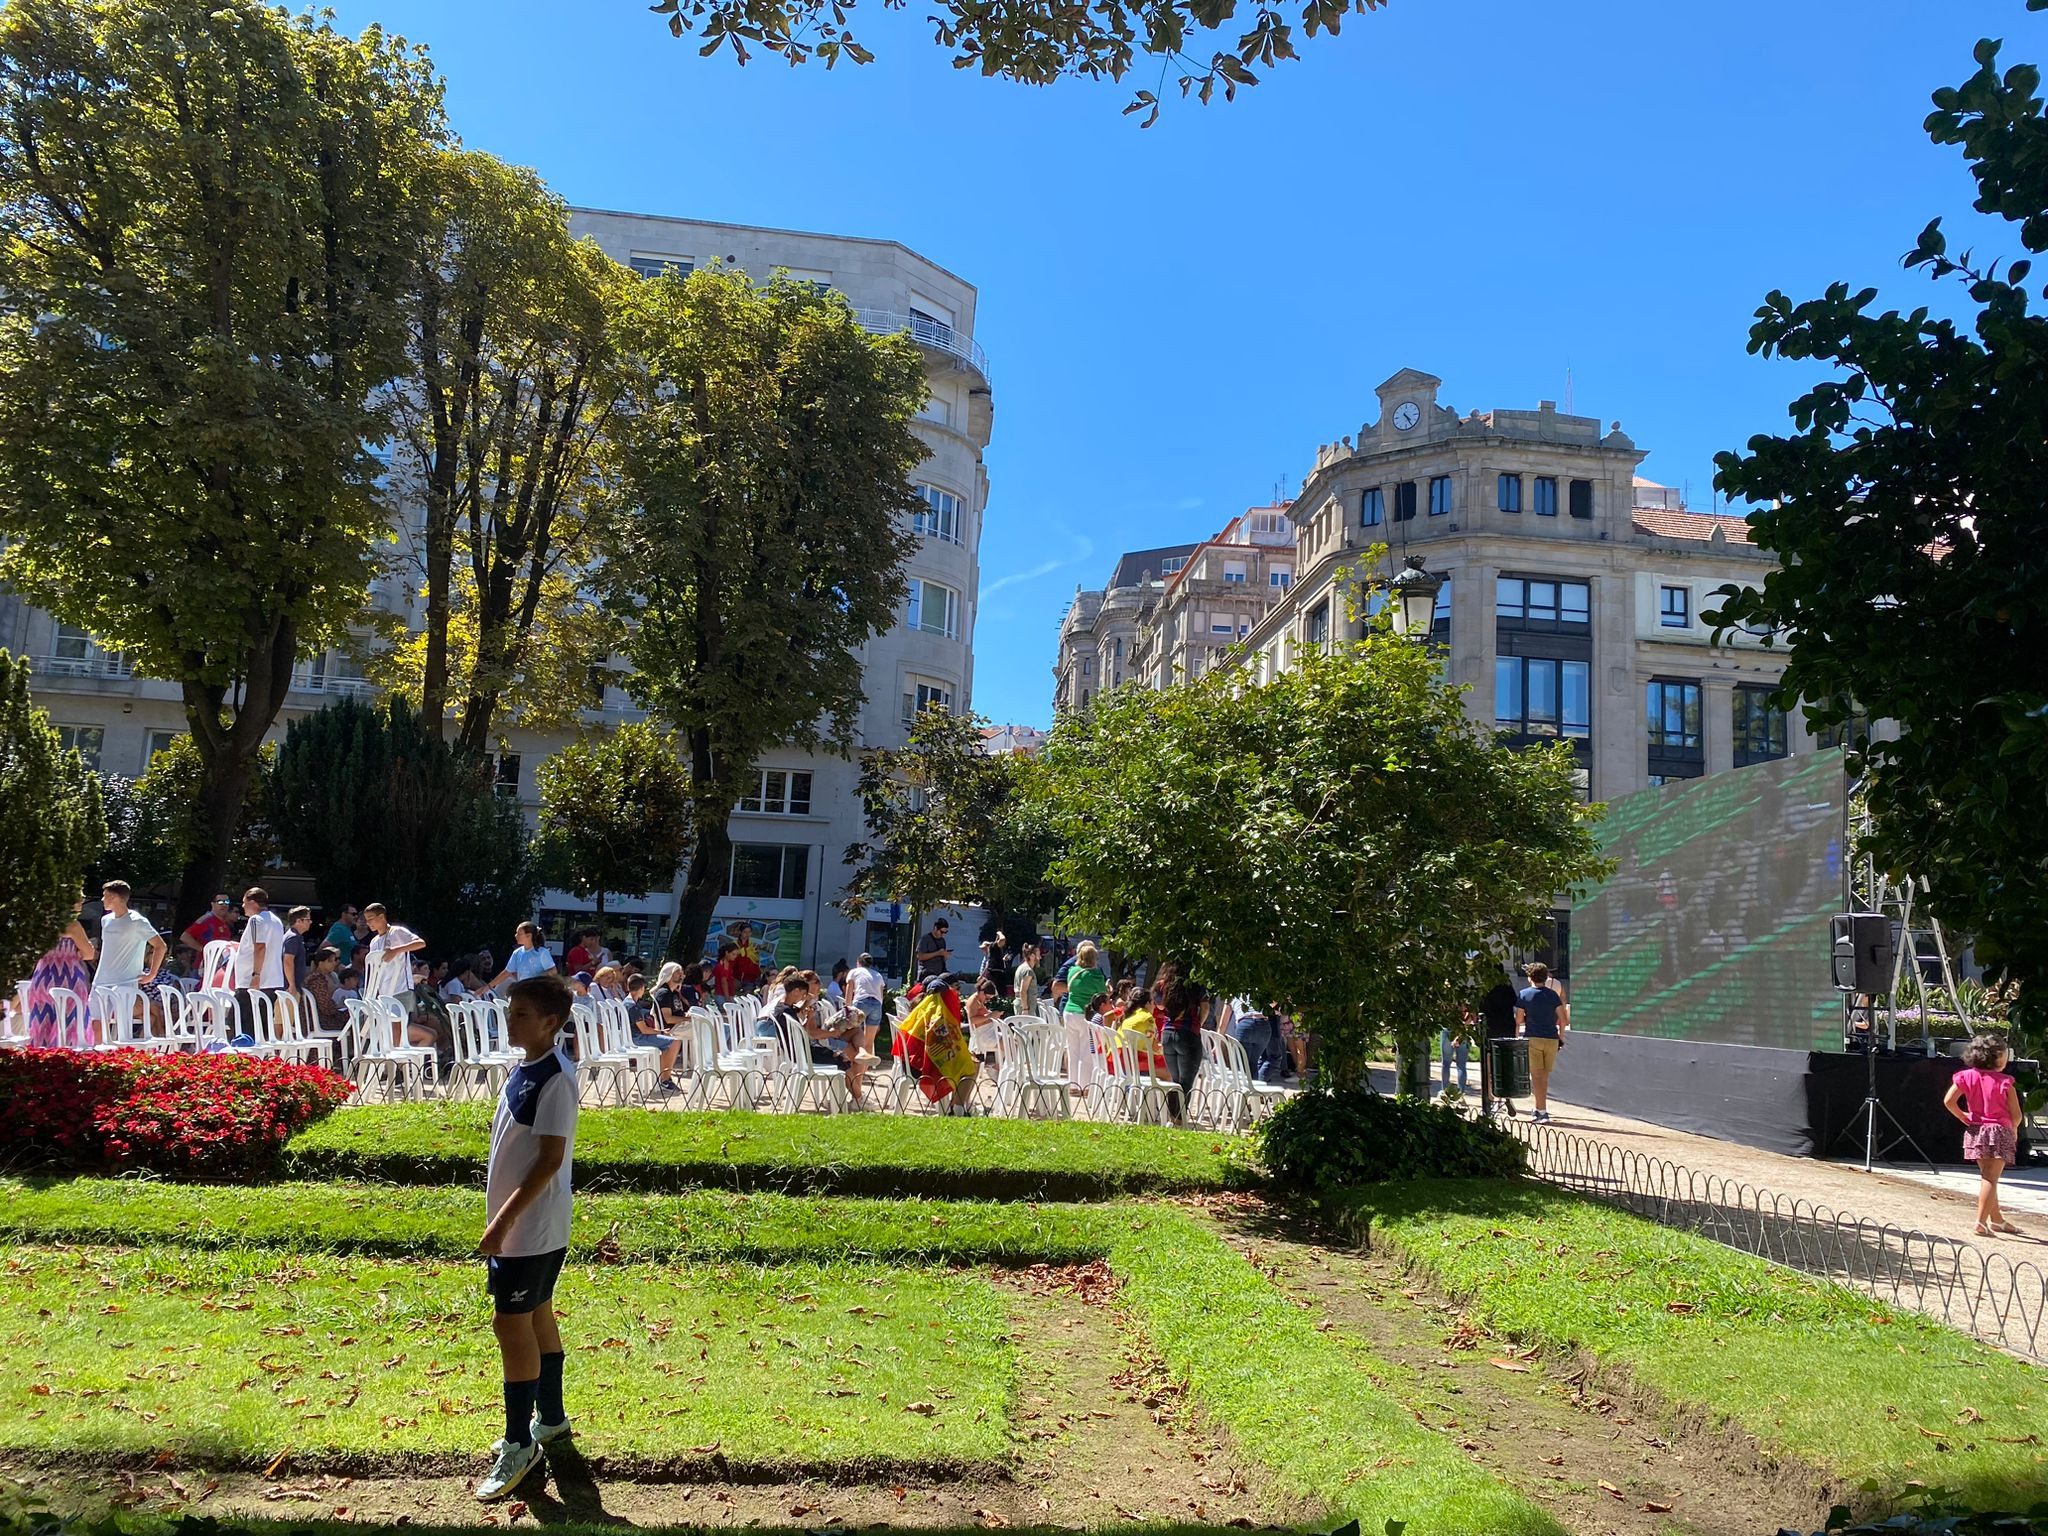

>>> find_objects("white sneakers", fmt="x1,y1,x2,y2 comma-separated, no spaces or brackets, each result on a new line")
474,1437,542,1501
532,1412,573,1445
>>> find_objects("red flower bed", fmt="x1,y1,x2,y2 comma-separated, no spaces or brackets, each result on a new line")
0,1048,351,1178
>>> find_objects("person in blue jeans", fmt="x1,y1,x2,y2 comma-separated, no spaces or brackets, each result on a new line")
1230,1000,1286,1085
1439,1007,1472,1098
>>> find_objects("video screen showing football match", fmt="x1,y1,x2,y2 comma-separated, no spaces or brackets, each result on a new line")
1569,750,1846,1052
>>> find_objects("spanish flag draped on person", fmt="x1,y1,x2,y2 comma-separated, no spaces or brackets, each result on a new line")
894,977,977,1109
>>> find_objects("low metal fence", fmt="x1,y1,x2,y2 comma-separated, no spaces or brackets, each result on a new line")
1509,1118,2047,1362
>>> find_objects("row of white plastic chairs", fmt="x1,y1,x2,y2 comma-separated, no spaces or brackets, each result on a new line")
3,980,343,1068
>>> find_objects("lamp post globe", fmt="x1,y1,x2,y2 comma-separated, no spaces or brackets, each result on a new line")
1388,557,1441,638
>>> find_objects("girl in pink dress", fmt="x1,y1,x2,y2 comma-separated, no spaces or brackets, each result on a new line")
25,900,96,1048
1943,1032,2026,1237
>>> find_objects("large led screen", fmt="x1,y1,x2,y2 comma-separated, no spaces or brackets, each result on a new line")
1569,750,1845,1051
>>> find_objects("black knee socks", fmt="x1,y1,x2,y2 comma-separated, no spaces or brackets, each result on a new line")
537,1351,565,1425
502,1377,538,1445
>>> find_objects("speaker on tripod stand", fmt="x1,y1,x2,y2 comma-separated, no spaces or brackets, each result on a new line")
1830,911,1933,1171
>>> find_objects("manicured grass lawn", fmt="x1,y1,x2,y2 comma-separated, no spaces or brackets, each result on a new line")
0,1177,1117,1266
0,1246,1011,1476
1338,1179,2048,1509
284,1104,1255,1200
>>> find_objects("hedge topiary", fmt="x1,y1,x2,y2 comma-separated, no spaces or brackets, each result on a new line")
1257,1083,1527,1191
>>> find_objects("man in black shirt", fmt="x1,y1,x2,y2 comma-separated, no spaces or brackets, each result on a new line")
914,919,950,981
1477,974,1520,1117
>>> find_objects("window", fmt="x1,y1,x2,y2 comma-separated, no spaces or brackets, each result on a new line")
1533,476,1558,517
1210,614,1235,636
586,665,610,709
725,843,809,901
1360,487,1384,527
1428,476,1453,516
1733,685,1789,767
907,578,961,638
740,768,814,815
1497,474,1522,514
1305,602,1331,647
1659,585,1691,628
57,725,103,770
1432,577,1452,640
901,677,953,726
1270,568,1292,590
1495,658,1590,739
1647,679,1706,781
1393,482,1418,522
918,395,952,427
1249,511,1286,535
52,623,90,661
491,753,522,800
1222,560,1247,584
1496,576,1591,629
628,254,692,280
1159,556,1187,575
908,306,955,347
914,485,963,543
145,729,182,766
1568,479,1594,520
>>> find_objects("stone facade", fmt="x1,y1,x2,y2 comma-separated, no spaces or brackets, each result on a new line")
0,210,994,976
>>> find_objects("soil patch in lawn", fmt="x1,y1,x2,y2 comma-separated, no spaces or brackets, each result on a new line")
2,1270,1305,1532
1196,1195,1834,1536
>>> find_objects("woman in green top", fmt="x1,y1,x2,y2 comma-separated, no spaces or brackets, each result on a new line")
1061,940,1107,1091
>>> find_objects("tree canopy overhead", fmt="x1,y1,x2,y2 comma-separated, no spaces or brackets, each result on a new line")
647,0,1388,123
598,267,930,962
0,651,105,981
533,723,694,923
1709,13,2048,1028
1033,579,1608,1082
0,0,447,923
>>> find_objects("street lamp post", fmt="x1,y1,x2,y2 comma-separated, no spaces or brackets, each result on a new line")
1387,556,1441,640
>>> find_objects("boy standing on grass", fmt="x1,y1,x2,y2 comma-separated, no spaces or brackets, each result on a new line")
474,971,579,1502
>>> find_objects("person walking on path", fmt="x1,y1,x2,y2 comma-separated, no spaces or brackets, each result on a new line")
474,971,580,1501
1515,963,1568,1123
1439,1005,1473,1100
485,922,558,995
1059,941,1108,1091
1477,972,1520,1116
24,898,94,1048
1944,1032,2026,1238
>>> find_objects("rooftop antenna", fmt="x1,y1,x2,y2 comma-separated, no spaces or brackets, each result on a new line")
1564,367,1574,415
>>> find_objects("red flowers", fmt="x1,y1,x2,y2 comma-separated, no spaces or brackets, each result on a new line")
0,1048,350,1177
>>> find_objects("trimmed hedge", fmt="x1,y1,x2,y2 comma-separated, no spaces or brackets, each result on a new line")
0,1048,349,1177
1256,1084,1526,1190
284,1101,1259,1200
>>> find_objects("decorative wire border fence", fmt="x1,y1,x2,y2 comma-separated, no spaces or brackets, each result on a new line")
1508,1118,2047,1363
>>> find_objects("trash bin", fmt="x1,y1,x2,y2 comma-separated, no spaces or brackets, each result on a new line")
1394,1043,1431,1099
1488,1036,1531,1100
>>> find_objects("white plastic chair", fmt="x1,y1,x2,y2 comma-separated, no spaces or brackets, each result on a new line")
772,1011,849,1115
348,997,436,1101
447,1000,512,1101
569,1002,635,1106
996,1019,1072,1120
261,992,337,1070
92,986,168,1051
598,999,662,1105
200,939,238,991
683,1007,764,1110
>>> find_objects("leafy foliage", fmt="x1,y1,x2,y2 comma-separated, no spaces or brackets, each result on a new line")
840,708,1059,941
0,651,105,979
126,735,277,892
1257,1085,1527,1190
0,0,447,921
597,268,930,961
533,722,694,917
389,151,631,752
265,696,536,956
1710,23,2048,1030
80,775,182,895
645,0,1394,125
1033,576,1609,1081
1792,1498,2048,1536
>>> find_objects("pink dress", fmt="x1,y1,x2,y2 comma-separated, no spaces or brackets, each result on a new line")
25,936,92,1048
1951,1066,2018,1163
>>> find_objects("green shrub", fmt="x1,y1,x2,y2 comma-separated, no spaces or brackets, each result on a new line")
1257,1084,1525,1190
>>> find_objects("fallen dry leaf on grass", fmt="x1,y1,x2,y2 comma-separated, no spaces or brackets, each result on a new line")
1955,1407,1983,1425
1598,1480,1622,1500
1487,1358,1530,1373
1641,1501,1673,1513
261,1449,290,1479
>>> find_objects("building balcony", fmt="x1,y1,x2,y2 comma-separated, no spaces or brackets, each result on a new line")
854,309,988,378
289,671,375,699
40,652,135,681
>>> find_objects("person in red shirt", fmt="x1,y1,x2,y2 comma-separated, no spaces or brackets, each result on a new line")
709,942,738,1000
564,928,598,975
728,922,762,991
179,894,236,974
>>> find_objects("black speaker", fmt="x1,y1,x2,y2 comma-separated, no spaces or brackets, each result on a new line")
1830,912,1894,993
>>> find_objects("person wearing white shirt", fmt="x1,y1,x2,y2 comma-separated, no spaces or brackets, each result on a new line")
363,901,427,1047
846,952,886,1057
231,887,287,1036
97,880,169,1032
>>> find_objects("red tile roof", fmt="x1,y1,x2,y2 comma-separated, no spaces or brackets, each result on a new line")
1631,507,1756,545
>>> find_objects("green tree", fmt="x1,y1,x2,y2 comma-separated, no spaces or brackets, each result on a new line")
841,708,1064,950
0,651,105,980
84,776,183,896
1710,13,2048,1027
647,0,1387,123
265,697,536,956
130,734,278,893
532,723,694,923
0,0,446,927
1032,584,1608,1083
597,269,929,961
391,151,631,752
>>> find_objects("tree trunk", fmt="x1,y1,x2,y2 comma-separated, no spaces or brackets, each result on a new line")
176,752,254,933
418,507,454,738
669,811,730,963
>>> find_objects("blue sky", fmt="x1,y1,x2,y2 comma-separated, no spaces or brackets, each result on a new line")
330,0,2037,729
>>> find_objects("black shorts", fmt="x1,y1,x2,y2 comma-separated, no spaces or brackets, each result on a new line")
810,1042,845,1067
486,1247,567,1315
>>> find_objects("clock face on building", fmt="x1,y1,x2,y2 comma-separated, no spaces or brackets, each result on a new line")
1392,401,1421,431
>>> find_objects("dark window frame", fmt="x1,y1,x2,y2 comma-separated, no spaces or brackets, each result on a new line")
1732,684,1789,767
1497,473,1522,513
1659,585,1690,628
1533,476,1558,517
1392,482,1418,522
1428,475,1453,516
1360,487,1384,526
1568,478,1594,520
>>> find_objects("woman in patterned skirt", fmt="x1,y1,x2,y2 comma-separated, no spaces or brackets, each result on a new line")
25,898,95,1048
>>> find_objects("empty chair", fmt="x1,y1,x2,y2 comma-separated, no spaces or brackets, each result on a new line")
684,1008,765,1111
995,1019,1071,1120
92,986,167,1051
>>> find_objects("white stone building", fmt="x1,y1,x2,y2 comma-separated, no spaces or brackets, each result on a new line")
0,210,994,975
